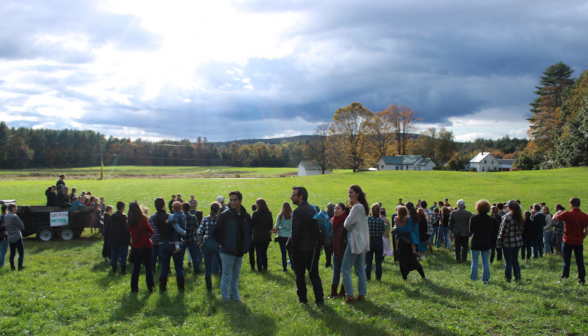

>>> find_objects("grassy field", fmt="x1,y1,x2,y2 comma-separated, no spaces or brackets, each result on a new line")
0,166,299,180
1,168,588,335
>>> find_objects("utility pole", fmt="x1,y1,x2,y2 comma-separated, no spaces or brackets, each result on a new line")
100,139,104,180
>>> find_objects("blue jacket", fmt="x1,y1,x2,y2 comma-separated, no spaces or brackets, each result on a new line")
395,218,419,245
212,205,251,257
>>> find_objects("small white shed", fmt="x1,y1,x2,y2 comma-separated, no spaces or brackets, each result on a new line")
298,161,333,176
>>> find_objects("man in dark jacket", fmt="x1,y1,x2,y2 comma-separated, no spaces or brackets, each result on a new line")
212,191,251,302
449,199,473,263
152,197,185,292
108,201,130,275
290,186,324,306
532,203,546,258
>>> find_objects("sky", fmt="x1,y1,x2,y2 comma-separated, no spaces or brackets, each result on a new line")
1,0,587,142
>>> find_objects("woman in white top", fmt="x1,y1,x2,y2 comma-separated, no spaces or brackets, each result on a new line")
542,206,554,254
341,185,370,304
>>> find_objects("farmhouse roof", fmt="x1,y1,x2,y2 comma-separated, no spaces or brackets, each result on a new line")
498,159,515,165
417,158,434,166
299,160,328,171
469,152,494,163
379,155,423,165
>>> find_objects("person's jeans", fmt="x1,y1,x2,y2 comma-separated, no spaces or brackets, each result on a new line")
365,238,384,280
0,240,9,267
429,225,439,246
220,252,243,302
184,241,203,274
293,248,324,304
276,237,293,271
521,239,533,260
131,247,154,291
503,247,521,281
9,239,24,269
159,243,184,277
213,253,221,274
110,246,128,267
332,255,343,285
533,236,544,258
341,244,367,297
254,242,269,271
202,237,222,277
470,250,490,282
490,238,502,263
151,244,160,274
562,243,585,282
544,232,553,254
454,236,469,262
436,226,450,249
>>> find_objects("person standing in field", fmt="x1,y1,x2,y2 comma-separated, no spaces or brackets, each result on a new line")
393,203,425,281
449,200,472,263
168,195,176,213
532,204,546,258
189,195,198,215
469,200,493,283
127,202,154,292
497,200,524,282
108,201,130,275
521,211,536,260
198,202,222,292
212,191,252,303
553,197,588,285
5,204,25,271
542,206,554,255
56,174,65,189
182,202,202,274
552,204,566,256
437,206,451,249
290,186,324,306
273,202,293,272
420,201,436,256
0,205,8,268
328,203,349,299
152,197,185,292
322,203,335,268
365,203,386,281
342,185,370,304
251,198,273,272
489,206,502,263
102,205,113,262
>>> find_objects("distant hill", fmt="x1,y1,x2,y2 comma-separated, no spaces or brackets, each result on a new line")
213,135,315,147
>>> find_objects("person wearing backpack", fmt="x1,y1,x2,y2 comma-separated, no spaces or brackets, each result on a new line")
342,185,370,304
322,203,335,267
365,203,387,281
290,186,324,306
309,204,332,268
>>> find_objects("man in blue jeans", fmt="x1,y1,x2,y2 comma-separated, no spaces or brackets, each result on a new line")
365,204,386,281
182,203,202,274
107,202,130,275
212,191,252,302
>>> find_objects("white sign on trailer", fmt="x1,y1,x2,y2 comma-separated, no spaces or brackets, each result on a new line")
50,211,69,227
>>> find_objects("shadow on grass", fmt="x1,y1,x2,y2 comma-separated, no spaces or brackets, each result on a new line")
217,301,277,335
259,270,295,286
25,235,103,255
110,291,152,321
356,300,447,335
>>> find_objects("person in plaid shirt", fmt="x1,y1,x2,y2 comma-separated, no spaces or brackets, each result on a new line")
497,200,525,282
182,203,202,274
365,203,387,281
197,202,222,291
420,201,436,257
148,209,161,274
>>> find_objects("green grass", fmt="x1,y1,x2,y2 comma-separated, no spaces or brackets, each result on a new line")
1,167,588,335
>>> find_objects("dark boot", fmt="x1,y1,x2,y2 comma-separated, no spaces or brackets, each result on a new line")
159,276,168,292
112,265,117,274
177,276,185,292
327,284,338,299
205,276,213,292
121,266,127,275
337,284,345,298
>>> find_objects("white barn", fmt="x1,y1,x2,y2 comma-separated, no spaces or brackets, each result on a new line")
376,155,436,171
297,161,333,176
469,152,513,172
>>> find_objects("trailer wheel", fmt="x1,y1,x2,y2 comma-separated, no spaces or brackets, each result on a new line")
59,228,75,241
37,227,55,242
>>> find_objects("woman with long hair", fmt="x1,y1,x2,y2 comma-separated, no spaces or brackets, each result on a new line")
489,206,502,263
552,204,566,256
274,202,293,272
251,198,273,272
328,203,349,299
197,202,223,291
342,185,370,304
127,201,154,292
469,200,493,283
393,202,425,281
497,200,525,282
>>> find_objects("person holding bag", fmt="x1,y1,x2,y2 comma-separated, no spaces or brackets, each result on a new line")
127,202,155,292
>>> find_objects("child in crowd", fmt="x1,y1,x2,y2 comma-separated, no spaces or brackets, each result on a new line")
100,197,106,214
167,202,187,253
70,196,81,211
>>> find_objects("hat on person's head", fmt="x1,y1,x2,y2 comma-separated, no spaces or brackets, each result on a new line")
217,196,225,203
457,199,465,208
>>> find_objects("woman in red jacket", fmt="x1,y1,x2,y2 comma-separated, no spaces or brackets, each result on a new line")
127,202,155,292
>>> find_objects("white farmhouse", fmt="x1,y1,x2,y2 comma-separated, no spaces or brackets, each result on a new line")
297,160,333,176
376,155,436,171
469,152,513,172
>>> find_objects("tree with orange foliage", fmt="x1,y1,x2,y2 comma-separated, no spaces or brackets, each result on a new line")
330,102,373,172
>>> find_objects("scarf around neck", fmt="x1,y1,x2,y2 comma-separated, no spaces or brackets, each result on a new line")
332,212,347,232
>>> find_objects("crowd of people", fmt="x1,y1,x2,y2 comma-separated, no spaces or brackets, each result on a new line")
2,174,588,307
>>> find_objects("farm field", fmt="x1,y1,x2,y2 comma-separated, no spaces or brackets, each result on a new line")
0,166,299,180
1,168,588,335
